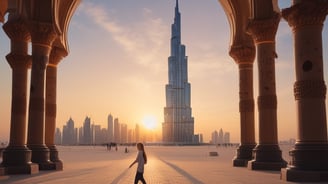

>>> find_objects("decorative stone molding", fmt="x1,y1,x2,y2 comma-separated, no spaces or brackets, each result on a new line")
6,53,31,69
257,95,277,109
282,1,328,31
294,80,327,100
29,21,57,47
48,47,67,67
247,13,281,44
229,45,256,65
239,99,255,112
3,19,30,42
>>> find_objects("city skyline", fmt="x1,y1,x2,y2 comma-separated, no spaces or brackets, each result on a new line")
0,0,328,143
57,115,161,145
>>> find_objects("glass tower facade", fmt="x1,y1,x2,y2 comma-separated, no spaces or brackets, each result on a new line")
162,0,194,143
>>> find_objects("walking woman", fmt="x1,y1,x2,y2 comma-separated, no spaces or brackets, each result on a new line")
129,143,147,184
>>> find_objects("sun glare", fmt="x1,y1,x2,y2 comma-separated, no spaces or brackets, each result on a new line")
142,115,157,130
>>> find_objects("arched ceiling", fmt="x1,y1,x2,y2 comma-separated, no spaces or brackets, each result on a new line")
52,0,81,55
218,0,253,48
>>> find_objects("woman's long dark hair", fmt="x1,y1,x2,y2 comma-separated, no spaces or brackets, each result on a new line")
137,143,147,164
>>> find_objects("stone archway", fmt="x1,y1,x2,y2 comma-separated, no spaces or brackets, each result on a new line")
0,0,327,182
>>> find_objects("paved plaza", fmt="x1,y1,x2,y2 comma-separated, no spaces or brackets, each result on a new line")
0,145,326,184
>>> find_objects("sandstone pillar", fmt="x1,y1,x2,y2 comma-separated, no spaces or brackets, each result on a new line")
281,1,328,181
45,47,66,170
0,18,38,175
247,13,287,170
229,46,256,167
27,22,57,170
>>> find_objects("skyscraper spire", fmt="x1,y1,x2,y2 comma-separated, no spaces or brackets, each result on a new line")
171,0,181,56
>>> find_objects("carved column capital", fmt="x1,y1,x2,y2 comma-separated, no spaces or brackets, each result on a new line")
282,1,328,31
49,47,67,67
29,21,57,47
6,53,32,69
3,19,31,42
229,45,256,65
247,13,281,44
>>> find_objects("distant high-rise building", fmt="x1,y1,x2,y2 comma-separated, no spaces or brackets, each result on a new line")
114,118,120,143
135,124,140,143
199,134,203,143
121,124,128,144
94,125,101,144
162,0,194,143
218,128,224,144
224,132,230,144
101,128,108,144
78,127,83,144
211,130,219,144
83,116,92,145
193,134,200,144
62,117,77,145
108,114,114,142
54,128,62,145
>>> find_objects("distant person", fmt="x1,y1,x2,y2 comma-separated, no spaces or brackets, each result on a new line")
129,143,147,184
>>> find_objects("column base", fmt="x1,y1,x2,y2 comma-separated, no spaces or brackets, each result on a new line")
280,142,328,182
233,144,256,167
248,144,287,171
281,168,328,182
289,142,328,170
0,146,39,175
28,144,55,170
1,146,32,166
48,145,63,171
0,163,39,175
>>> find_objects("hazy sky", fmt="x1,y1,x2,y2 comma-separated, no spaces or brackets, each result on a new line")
0,0,327,142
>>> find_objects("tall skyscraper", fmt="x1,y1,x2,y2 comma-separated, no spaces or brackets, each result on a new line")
107,114,114,142
83,116,92,145
219,128,224,144
211,130,219,144
162,0,194,143
120,124,128,144
54,128,62,145
62,117,77,145
114,118,120,143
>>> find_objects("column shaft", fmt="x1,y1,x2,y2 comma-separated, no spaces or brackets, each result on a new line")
281,1,328,182
45,47,66,170
0,19,38,175
230,46,256,167
257,43,278,144
247,12,287,171
27,22,57,170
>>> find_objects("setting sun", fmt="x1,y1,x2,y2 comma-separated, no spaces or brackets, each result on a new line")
142,115,158,130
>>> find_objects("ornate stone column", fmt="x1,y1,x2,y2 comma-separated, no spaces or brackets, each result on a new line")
281,1,328,182
229,46,257,167
45,47,67,170
0,18,38,175
247,12,287,170
27,22,57,170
